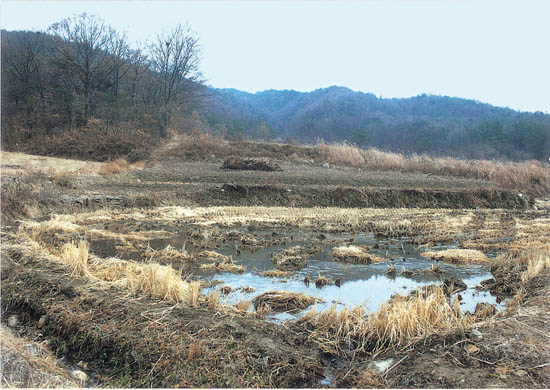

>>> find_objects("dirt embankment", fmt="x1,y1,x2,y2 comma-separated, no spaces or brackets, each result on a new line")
203,184,529,209
1,247,326,388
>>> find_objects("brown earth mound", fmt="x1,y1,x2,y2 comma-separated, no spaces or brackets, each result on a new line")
221,156,282,172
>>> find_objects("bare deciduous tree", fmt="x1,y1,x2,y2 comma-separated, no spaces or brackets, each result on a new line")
149,24,202,137
49,13,114,124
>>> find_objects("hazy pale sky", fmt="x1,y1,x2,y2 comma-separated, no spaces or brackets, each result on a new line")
2,1,549,113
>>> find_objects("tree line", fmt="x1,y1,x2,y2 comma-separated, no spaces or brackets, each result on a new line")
2,16,549,162
1,13,204,159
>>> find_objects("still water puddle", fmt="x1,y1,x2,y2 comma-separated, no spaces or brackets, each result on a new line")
196,232,500,321
89,229,500,322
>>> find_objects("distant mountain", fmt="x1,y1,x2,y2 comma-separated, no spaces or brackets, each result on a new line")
199,86,550,160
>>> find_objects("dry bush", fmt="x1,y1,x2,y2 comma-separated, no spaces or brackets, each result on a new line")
98,158,129,176
207,291,220,310
421,249,490,265
301,286,471,356
163,130,228,159
48,169,74,188
314,275,331,287
144,244,191,263
189,281,201,308
199,250,244,273
316,141,366,167
125,263,195,304
200,262,244,273
253,291,318,313
12,125,155,163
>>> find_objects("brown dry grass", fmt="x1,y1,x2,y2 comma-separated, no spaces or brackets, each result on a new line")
1,151,104,176
332,245,384,264
362,147,550,194
316,141,366,167
314,142,550,194
144,244,191,262
261,269,292,278
253,291,318,313
207,291,220,310
11,236,199,306
98,158,129,175
60,241,90,277
301,286,472,356
0,325,77,388
125,263,197,304
492,246,550,285
421,249,490,264
235,300,252,312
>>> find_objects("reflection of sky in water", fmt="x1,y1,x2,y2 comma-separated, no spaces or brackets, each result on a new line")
91,228,502,323
199,232,501,322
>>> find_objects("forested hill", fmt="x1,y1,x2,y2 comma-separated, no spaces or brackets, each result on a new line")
2,21,549,162
201,87,550,161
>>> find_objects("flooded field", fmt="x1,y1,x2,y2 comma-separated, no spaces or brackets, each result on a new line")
3,204,549,388
18,206,549,319
193,232,499,319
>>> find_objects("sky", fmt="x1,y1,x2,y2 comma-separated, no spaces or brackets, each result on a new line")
2,0,550,113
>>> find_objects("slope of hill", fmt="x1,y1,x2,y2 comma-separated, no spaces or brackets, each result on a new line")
201,86,550,161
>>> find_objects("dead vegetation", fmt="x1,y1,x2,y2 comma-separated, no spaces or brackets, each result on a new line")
315,141,550,195
6,233,199,306
300,286,472,357
421,248,490,264
144,244,192,263
0,325,77,388
199,250,244,273
316,141,366,168
261,269,292,278
270,246,310,270
253,291,319,313
332,245,384,264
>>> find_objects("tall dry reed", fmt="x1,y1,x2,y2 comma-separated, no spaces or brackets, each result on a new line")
316,142,550,194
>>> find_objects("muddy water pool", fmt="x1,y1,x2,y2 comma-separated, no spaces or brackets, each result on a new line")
197,232,499,321
90,229,500,321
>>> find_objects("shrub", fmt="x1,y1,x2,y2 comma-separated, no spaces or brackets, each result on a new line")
10,125,156,163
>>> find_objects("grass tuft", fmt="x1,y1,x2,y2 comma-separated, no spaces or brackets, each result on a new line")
332,245,384,264
60,241,90,277
301,286,472,356
421,249,490,264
